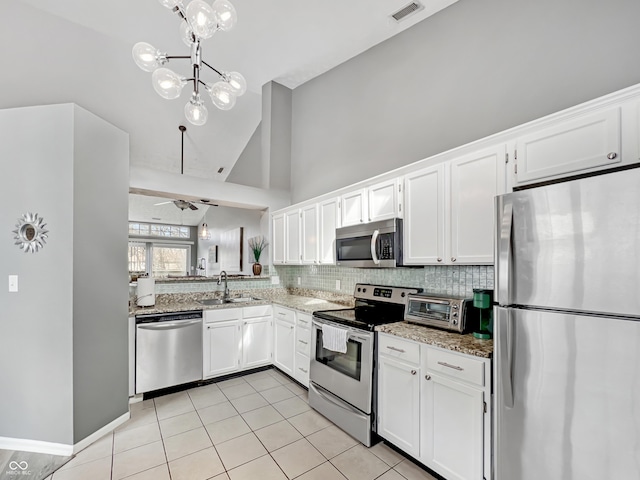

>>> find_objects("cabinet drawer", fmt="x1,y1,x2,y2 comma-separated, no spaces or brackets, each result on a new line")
296,326,311,356
294,351,310,387
205,308,242,323
296,312,312,329
378,334,420,365
243,305,272,319
425,347,485,387
273,305,295,324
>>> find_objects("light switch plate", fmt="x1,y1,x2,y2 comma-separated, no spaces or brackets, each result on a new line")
297,277,301,285
9,275,18,292
271,275,280,285
335,279,341,290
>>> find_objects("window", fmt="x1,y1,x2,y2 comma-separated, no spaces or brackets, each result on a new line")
129,222,190,239
152,245,190,277
128,242,147,275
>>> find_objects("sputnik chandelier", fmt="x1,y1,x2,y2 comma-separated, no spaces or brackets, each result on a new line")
132,0,246,126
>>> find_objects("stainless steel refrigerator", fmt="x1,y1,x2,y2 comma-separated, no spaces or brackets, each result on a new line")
494,167,640,480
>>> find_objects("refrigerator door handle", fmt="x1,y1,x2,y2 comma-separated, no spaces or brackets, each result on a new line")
496,195,513,305
498,307,515,408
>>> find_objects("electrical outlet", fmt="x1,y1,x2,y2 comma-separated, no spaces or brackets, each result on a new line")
297,277,301,285
8,275,18,292
335,279,341,290
271,275,280,285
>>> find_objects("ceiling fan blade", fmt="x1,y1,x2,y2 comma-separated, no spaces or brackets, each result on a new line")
154,201,173,206
188,203,199,210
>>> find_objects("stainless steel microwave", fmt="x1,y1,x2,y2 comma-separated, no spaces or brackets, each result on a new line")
335,218,403,268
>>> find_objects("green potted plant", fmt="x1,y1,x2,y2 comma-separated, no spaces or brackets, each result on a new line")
248,235,268,276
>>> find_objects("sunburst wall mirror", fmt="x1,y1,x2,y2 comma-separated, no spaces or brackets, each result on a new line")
13,213,49,253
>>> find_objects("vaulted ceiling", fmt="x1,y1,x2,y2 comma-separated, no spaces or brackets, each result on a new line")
5,0,457,185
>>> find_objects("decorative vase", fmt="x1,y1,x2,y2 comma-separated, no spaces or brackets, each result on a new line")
252,262,262,276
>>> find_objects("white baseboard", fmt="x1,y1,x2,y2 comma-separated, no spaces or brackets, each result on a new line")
73,411,130,454
0,411,130,457
0,437,73,456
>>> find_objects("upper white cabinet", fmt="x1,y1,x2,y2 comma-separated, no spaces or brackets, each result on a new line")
319,198,339,264
367,178,402,222
403,164,446,264
513,106,621,187
341,189,367,226
340,180,402,227
301,204,318,264
449,146,506,264
285,209,301,264
404,145,506,265
272,213,285,265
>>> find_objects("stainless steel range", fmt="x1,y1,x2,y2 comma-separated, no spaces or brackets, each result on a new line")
310,283,421,446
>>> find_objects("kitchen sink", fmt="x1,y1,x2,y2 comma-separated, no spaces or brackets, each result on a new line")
198,297,261,306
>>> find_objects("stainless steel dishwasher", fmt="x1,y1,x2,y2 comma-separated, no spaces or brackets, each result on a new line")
135,310,203,394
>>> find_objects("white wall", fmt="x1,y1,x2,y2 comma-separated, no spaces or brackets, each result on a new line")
0,104,129,448
290,0,640,203
197,206,268,276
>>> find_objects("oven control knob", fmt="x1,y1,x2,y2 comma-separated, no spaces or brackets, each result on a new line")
401,292,405,298
452,305,459,309
357,287,361,292
452,312,458,317
363,288,367,293
452,319,458,325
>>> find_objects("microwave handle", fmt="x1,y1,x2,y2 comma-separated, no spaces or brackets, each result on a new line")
371,229,380,265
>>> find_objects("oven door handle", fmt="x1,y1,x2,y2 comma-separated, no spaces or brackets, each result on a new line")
312,319,371,342
310,383,369,418
370,229,380,265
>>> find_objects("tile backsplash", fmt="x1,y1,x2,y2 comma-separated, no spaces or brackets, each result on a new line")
274,265,494,297
152,265,494,297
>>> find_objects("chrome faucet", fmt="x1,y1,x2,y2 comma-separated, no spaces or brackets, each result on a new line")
218,271,229,301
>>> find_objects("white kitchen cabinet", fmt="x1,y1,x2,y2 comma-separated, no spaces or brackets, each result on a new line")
285,210,301,264
513,106,622,187
404,146,506,266
204,319,241,378
420,345,490,480
378,352,421,457
318,198,339,264
340,189,367,227
293,312,312,387
449,145,506,264
242,316,272,368
403,164,446,264
272,213,286,265
368,178,402,222
301,204,319,264
273,306,295,376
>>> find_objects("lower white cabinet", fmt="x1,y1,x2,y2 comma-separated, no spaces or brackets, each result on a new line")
377,354,420,457
204,319,241,377
274,313,295,376
293,312,312,387
203,306,272,380
377,333,491,480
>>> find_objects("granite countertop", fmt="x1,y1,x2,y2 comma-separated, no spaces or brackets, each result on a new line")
131,288,353,316
377,321,493,358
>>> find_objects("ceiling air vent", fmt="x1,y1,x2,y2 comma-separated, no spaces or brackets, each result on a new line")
391,1,424,22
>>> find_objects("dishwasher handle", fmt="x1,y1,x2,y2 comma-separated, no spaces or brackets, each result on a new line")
137,319,201,331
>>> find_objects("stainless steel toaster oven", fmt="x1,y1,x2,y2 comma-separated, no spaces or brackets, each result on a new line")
405,293,478,333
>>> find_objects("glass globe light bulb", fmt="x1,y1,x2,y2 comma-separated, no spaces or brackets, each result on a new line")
212,0,237,31
180,21,195,46
132,42,164,72
185,95,208,126
207,81,236,111
158,0,182,9
186,0,217,39
151,68,186,100
224,71,246,96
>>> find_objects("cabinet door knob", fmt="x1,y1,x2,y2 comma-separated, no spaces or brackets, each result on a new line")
451,257,457,262
425,375,431,381
290,326,294,330
437,257,442,262
607,152,618,160
411,370,416,375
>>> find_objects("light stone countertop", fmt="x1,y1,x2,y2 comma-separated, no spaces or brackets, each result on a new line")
130,288,353,316
376,321,493,358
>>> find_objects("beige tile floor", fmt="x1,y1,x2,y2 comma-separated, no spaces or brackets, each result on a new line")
45,368,437,480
